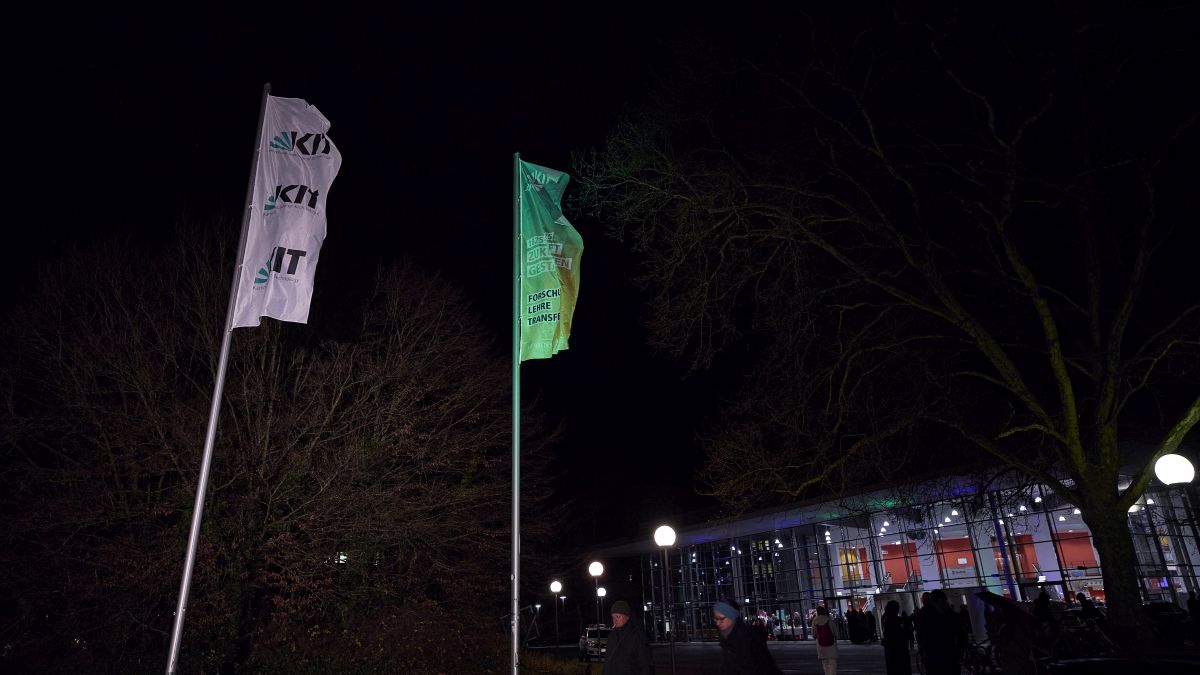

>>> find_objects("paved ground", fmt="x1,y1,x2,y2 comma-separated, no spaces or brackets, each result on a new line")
534,639,895,673
649,640,891,674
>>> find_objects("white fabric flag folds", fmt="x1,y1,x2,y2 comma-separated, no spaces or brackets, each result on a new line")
232,95,342,328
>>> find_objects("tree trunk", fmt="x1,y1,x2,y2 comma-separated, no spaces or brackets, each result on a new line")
1084,506,1153,649
220,578,267,675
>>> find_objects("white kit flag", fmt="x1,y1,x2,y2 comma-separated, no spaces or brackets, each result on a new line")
231,95,342,328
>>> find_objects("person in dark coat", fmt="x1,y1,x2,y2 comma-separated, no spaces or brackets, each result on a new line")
916,590,966,675
1075,592,1101,621
956,604,972,636
751,617,770,643
713,600,782,675
900,610,915,648
848,608,867,644
603,600,654,675
1032,589,1057,636
881,600,912,675
915,593,930,641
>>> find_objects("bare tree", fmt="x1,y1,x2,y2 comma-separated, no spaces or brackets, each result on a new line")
0,220,556,672
576,4,1199,642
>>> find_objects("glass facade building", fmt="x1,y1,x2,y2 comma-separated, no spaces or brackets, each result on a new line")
613,479,1200,643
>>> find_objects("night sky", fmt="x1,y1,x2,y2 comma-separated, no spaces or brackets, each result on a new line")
11,6,1197,603
9,11,727,556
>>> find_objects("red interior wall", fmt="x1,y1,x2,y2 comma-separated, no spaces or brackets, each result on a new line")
1053,532,1098,568
936,538,976,569
880,542,918,582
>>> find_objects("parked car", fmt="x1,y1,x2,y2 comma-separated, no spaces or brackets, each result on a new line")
1143,601,1196,645
578,625,609,661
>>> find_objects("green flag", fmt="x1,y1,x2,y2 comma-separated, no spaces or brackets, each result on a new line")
518,159,584,361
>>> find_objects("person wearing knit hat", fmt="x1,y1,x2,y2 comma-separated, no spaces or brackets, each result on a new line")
714,599,783,674
713,601,741,627
602,599,654,674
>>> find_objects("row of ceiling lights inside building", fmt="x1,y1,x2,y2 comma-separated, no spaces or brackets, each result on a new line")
676,493,1178,568
689,502,1085,558
676,459,1195,562
677,457,1193,564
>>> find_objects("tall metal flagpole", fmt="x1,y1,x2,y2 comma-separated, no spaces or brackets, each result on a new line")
511,152,522,675
165,83,271,675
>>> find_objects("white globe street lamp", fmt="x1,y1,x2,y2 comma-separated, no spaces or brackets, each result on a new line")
1154,454,1196,486
589,561,604,626
549,581,562,646
654,525,678,674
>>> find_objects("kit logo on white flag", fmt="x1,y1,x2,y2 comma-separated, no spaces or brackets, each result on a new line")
232,95,342,328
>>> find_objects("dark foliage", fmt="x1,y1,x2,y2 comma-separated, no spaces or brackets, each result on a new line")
0,219,558,673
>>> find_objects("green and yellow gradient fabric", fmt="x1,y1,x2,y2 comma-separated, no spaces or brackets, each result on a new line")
518,160,584,361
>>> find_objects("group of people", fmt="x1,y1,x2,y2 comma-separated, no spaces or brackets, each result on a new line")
600,591,971,674
813,590,969,675
599,597,786,674
912,590,969,675
601,588,1200,675
814,591,968,675
843,606,877,643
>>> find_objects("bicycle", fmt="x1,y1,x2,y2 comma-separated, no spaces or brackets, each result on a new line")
961,639,1000,675
1052,619,1117,658
1028,617,1119,674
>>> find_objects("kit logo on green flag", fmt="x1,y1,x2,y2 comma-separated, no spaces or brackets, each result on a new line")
519,160,584,361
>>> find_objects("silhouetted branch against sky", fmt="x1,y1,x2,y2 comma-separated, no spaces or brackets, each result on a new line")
575,3,1199,642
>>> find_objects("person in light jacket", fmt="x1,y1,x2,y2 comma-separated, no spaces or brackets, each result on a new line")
811,605,839,675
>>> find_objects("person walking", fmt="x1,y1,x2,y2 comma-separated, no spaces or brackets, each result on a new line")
713,600,782,674
603,600,654,675
916,590,966,675
812,604,839,675
913,592,930,645
881,600,912,675
900,610,915,648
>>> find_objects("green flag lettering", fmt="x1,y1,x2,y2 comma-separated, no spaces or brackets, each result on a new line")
519,160,584,361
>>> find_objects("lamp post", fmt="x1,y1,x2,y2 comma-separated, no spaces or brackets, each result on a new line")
1153,453,1197,601
654,524,677,675
597,586,607,625
550,580,562,647
589,561,604,626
